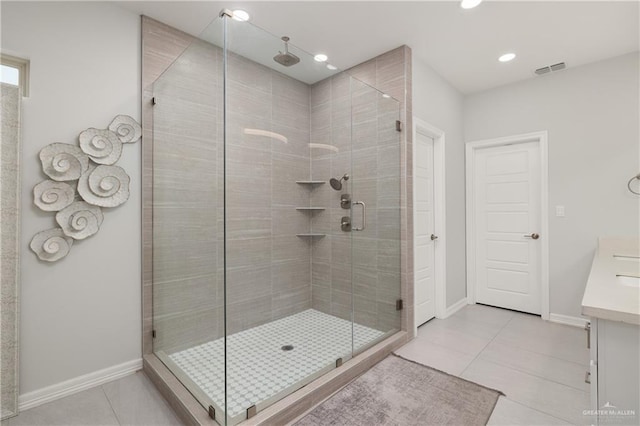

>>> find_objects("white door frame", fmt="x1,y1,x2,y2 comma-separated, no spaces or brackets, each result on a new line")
413,118,447,332
465,131,550,320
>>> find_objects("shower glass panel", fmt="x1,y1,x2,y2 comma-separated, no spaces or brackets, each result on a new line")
350,79,402,350
151,16,226,421
150,12,401,425
224,17,355,425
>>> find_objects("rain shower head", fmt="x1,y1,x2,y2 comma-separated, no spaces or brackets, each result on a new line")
273,36,300,67
330,174,349,191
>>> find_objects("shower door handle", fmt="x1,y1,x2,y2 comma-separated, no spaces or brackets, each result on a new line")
352,201,366,231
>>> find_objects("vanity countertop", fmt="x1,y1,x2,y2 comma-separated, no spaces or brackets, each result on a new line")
582,237,640,325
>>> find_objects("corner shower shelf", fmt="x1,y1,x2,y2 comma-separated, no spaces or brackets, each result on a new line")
295,180,326,185
296,207,325,211
296,233,326,238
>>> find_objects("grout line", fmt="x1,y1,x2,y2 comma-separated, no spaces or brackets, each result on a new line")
471,356,589,396
474,358,588,425
424,309,588,424
101,385,123,426
490,334,590,367
490,333,590,367
494,396,574,425
459,314,516,376
478,354,590,393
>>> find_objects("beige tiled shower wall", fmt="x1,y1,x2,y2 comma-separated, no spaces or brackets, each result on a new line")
144,14,413,354
146,18,312,353
309,46,412,336
151,39,224,353
225,52,312,335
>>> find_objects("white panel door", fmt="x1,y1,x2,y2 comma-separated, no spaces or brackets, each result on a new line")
473,142,541,314
415,132,436,325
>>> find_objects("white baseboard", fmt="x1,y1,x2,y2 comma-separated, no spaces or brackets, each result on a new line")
18,358,142,412
549,313,589,328
444,298,469,318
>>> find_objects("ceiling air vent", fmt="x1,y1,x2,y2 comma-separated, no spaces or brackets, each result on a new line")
535,62,566,76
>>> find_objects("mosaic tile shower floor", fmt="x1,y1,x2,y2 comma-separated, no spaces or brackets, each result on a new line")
165,309,386,422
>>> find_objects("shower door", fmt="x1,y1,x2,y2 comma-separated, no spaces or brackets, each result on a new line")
349,78,402,352
149,11,403,425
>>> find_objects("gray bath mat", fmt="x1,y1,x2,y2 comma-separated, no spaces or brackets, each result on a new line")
295,354,503,426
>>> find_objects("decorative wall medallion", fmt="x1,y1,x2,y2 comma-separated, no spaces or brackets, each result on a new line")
39,143,89,181
33,180,76,212
30,228,74,262
56,201,104,240
79,128,123,165
109,115,142,143
77,164,130,208
31,115,140,262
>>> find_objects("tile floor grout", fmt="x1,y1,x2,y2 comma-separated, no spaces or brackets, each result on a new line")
459,312,590,391
401,305,590,425
490,335,590,367
458,310,516,376
499,396,572,424
100,385,123,426
463,312,587,424
7,305,589,426
476,356,590,394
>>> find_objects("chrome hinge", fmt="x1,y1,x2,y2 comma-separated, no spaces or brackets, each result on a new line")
219,8,233,18
208,405,215,420
395,120,402,132
396,299,403,311
152,330,156,339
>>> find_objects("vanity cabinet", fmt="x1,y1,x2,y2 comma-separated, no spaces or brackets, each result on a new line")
587,317,640,425
582,237,640,425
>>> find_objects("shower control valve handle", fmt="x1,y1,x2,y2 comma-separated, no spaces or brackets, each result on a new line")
341,216,352,232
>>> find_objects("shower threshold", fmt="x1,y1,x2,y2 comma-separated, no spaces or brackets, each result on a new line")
156,309,389,425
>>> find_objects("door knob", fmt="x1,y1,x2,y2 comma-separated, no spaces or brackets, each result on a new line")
430,234,438,241
524,233,540,240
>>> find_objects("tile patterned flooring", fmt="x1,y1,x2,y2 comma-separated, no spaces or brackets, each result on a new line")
1,372,182,426
396,304,591,425
165,309,385,422
4,304,591,425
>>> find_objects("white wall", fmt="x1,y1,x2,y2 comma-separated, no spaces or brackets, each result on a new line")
1,1,141,395
464,52,640,319
412,57,467,307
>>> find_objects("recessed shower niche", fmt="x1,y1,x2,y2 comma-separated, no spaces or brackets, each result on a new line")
142,11,410,425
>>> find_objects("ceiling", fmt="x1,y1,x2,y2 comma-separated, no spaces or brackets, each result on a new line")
117,1,639,94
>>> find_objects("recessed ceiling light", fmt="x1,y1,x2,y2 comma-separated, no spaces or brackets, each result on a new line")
314,54,328,63
232,10,250,21
498,53,516,62
326,64,337,70
382,94,391,99
461,0,483,9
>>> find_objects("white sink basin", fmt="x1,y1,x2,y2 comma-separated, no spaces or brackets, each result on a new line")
613,255,640,284
614,255,640,261
617,275,640,288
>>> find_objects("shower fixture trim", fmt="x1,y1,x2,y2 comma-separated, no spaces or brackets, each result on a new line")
330,173,349,191
273,36,301,67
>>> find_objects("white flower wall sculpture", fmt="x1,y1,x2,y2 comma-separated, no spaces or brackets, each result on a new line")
30,115,141,262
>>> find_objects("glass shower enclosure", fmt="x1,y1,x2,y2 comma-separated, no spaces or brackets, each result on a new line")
150,11,401,425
